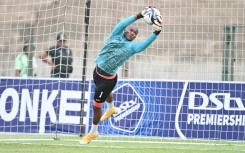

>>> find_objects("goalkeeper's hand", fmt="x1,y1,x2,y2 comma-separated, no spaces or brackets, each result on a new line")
153,15,163,35
136,6,156,19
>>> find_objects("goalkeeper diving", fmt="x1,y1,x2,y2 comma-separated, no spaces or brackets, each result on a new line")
80,6,163,144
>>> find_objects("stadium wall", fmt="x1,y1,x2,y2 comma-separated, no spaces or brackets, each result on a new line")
0,0,244,81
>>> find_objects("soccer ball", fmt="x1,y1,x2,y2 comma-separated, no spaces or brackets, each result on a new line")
143,8,161,25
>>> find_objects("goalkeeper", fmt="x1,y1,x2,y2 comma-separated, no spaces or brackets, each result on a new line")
80,6,162,144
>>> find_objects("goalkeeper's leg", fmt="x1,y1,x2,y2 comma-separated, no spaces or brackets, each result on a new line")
80,67,118,144
80,102,101,144
101,93,119,121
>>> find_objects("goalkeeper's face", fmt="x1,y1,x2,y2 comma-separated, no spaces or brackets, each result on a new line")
124,25,138,41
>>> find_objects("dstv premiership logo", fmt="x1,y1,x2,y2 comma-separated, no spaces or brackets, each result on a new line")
175,82,245,139
188,92,245,111
110,83,145,133
187,92,245,126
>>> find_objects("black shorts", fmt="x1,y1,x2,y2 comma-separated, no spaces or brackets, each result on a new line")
93,66,117,103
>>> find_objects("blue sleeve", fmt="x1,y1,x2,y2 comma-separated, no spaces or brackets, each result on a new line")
109,16,136,37
132,33,158,53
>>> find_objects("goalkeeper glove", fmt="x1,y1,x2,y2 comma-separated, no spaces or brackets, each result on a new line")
153,15,163,35
136,6,156,19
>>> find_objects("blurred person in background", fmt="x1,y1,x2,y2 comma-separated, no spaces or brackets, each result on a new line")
39,33,73,78
15,43,37,77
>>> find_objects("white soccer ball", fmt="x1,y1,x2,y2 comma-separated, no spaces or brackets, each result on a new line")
143,8,161,25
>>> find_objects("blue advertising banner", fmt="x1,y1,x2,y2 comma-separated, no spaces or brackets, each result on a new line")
0,78,244,141
0,78,90,134
178,82,245,140
97,81,245,140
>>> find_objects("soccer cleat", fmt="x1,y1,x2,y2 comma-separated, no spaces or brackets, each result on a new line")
79,131,99,145
101,107,119,121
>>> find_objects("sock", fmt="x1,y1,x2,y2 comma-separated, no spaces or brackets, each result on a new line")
107,102,114,110
89,124,98,134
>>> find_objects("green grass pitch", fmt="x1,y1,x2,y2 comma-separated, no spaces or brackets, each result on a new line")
0,134,244,153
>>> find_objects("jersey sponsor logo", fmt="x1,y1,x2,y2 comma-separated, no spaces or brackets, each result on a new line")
110,83,145,133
